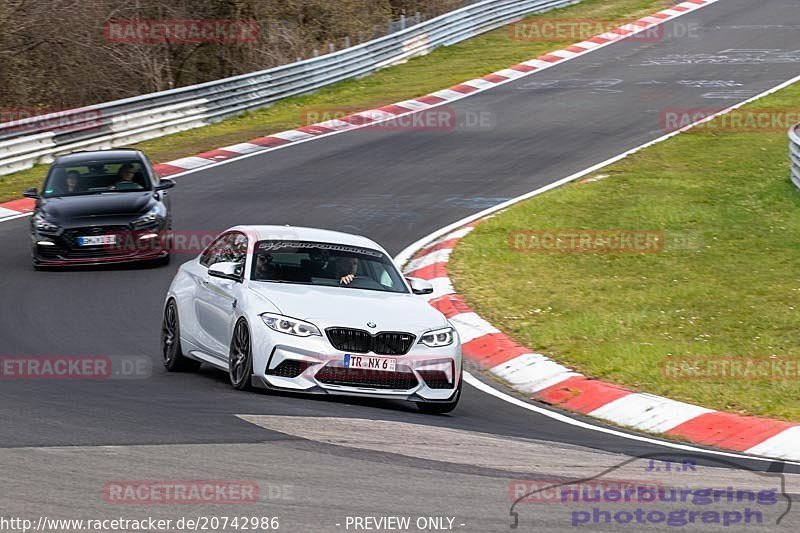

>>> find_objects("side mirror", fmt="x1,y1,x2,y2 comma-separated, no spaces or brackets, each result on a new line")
406,277,434,295
155,178,175,191
23,187,40,199
208,261,243,282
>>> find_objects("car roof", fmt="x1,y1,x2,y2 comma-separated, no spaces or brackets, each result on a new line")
230,225,387,253
54,149,145,165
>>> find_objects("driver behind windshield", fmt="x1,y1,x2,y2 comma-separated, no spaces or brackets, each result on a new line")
336,256,359,285
114,163,141,190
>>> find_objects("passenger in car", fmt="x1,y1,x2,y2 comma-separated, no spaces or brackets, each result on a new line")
63,170,82,194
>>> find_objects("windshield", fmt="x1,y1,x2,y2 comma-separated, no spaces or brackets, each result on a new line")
42,159,152,198
251,240,409,294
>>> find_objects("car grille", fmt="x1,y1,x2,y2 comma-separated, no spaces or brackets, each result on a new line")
326,328,415,355
44,226,156,260
315,366,419,390
265,360,311,378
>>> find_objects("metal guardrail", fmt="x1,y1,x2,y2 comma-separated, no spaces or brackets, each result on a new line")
790,125,800,190
0,0,576,176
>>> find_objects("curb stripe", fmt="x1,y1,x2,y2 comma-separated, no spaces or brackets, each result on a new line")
491,353,580,394
404,248,452,273
746,427,800,458
533,376,632,414
588,393,714,433
404,262,448,281
195,149,241,161
665,412,796,451
462,332,529,368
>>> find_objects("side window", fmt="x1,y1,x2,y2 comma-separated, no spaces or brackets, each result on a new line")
200,232,248,268
200,234,231,267
229,233,248,265
145,156,159,186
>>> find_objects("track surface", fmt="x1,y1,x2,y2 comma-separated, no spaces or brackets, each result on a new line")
2,1,800,530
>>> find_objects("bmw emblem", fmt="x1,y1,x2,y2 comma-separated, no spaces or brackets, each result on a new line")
366,322,377,329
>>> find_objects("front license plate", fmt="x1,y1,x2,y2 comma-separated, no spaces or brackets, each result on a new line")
78,235,117,246
343,354,397,372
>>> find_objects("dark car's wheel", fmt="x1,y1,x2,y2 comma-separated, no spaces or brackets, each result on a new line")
162,300,200,372
229,319,253,391
416,378,462,415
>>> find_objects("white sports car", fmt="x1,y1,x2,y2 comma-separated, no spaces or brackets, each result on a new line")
161,225,462,413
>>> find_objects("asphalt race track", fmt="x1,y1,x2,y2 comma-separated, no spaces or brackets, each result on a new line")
2,1,800,531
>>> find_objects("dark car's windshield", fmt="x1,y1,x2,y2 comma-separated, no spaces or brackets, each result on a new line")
42,159,152,198
251,240,409,294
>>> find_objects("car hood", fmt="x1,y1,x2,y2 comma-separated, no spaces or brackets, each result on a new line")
247,282,448,333
40,192,154,224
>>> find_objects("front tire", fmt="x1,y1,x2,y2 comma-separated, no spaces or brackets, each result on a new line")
161,299,200,372
229,319,253,391
417,379,461,415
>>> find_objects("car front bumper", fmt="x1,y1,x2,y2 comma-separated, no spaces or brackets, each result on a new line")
252,333,462,402
32,226,168,266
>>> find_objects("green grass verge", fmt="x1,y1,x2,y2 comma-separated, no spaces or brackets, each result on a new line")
449,82,800,421
0,0,667,202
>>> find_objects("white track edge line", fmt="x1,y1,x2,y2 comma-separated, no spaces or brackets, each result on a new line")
464,373,800,466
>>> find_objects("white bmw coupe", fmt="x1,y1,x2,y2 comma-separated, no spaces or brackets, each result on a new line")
161,225,462,413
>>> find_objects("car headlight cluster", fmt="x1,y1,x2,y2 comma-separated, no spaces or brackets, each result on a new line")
419,326,455,347
261,313,321,337
33,214,59,232
132,206,160,228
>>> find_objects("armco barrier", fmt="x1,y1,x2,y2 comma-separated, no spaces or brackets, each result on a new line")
790,125,800,190
0,0,577,176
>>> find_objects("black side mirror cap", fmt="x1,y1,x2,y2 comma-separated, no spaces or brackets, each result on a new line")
155,178,175,191
23,187,40,199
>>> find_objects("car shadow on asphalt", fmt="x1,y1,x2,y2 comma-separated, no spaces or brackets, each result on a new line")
191,363,425,415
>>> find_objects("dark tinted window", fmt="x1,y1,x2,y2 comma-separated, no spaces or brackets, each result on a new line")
251,240,408,293
42,159,151,197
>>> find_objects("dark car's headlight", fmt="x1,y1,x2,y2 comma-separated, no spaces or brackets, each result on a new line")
33,214,59,232
419,326,455,347
132,206,161,228
261,313,321,337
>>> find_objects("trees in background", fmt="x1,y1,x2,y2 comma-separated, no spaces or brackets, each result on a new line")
0,0,470,110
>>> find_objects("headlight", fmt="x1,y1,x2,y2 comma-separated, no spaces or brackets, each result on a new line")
419,326,455,347
132,206,160,227
33,214,59,232
260,313,321,337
